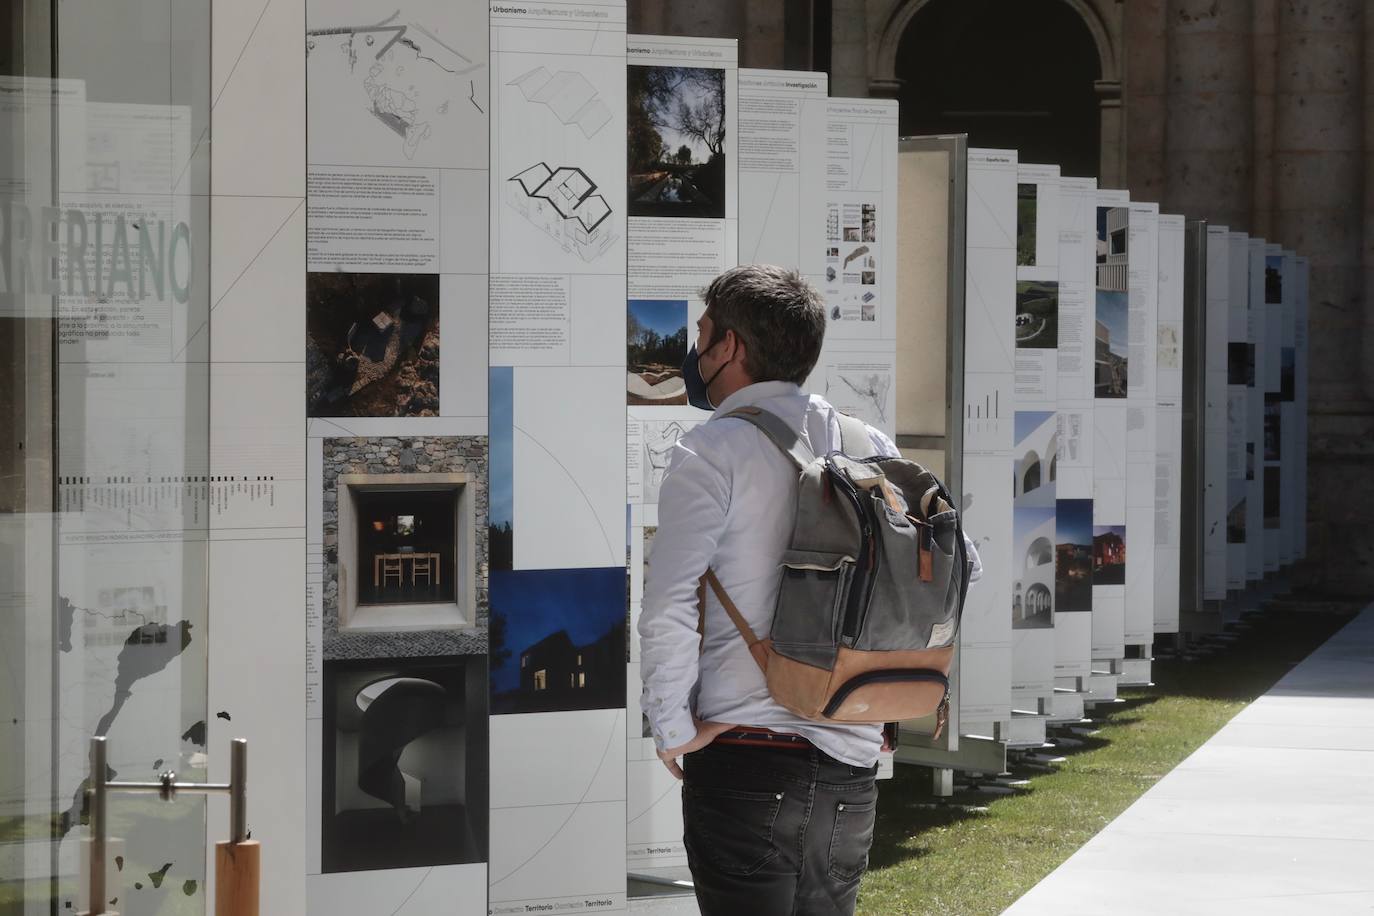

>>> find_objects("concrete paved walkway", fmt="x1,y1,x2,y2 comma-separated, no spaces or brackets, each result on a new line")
1006,606,1374,915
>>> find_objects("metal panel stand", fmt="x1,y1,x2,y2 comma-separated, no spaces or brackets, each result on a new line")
78,736,256,916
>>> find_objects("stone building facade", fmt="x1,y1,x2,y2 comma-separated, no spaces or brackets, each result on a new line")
322,436,489,660
628,0,1374,594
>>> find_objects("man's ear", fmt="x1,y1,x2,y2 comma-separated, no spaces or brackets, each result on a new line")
725,329,745,366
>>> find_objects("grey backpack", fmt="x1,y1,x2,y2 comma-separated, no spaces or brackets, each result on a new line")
701,406,971,731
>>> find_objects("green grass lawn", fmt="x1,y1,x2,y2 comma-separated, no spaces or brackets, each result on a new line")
857,603,1360,916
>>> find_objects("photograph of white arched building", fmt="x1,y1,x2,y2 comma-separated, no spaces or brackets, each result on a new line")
1014,411,1059,629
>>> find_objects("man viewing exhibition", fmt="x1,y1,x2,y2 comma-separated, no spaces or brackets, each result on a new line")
639,264,981,915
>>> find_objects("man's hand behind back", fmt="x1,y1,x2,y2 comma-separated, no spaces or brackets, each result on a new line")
656,718,735,779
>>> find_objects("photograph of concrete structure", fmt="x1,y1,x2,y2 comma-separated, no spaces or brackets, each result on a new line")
627,299,689,405
1017,182,1037,266
321,655,488,874
1227,481,1248,544
1228,341,1255,386
489,567,626,715
1056,498,1093,612
1093,525,1127,585
1013,505,1056,629
1014,410,1058,509
628,65,726,219
1096,206,1128,292
307,273,440,418
1015,280,1059,349
1264,396,1282,461
1264,467,1282,530
1094,292,1129,398
1265,254,1284,304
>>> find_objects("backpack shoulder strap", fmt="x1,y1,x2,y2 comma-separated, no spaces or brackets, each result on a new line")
700,568,770,673
721,406,815,470
835,411,877,458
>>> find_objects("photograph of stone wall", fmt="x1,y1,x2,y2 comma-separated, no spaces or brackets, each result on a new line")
323,436,488,661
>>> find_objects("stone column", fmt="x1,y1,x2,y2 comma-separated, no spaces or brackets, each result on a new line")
1162,0,1253,230
665,0,743,40
1097,80,1125,187
1274,0,1367,591
743,0,786,70
1250,0,1279,239
628,0,667,37
1123,0,1167,199
829,0,869,98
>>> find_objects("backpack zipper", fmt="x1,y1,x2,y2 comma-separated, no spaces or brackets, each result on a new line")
825,458,871,641
821,669,949,719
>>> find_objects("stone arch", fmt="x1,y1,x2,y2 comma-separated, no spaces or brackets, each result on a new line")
1026,536,1053,569
872,0,1119,92
1026,582,1052,614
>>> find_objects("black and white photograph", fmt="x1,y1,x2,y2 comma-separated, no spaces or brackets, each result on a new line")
321,655,488,873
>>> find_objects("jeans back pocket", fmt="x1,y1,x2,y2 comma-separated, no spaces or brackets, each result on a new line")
827,796,877,884
683,785,784,877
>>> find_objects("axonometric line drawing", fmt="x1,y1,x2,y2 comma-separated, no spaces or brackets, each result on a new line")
507,162,617,261
509,67,613,138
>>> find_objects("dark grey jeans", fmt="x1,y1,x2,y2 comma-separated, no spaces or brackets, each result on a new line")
681,743,879,916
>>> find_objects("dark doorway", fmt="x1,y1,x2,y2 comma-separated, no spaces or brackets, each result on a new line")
895,0,1102,178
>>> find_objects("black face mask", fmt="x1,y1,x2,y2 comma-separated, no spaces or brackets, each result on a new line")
682,338,729,411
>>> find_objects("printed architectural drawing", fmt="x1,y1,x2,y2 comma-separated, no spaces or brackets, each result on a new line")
641,420,697,505
507,162,617,261
826,368,891,426
307,12,485,160
508,67,613,138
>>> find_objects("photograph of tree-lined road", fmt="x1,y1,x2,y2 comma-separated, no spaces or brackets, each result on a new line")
628,65,726,219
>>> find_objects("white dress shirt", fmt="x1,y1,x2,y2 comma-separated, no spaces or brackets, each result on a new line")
639,380,982,768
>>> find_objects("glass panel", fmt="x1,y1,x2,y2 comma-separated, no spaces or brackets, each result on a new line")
1,0,211,912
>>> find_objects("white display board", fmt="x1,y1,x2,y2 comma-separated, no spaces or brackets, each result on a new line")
1122,201,1158,671
1010,163,1060,723
489,6,629,913
738,68,827,277
807,98,900,439
1279,250,1299,566
1088,190,1130,698
1202,226,1230,601
1246,238,1268,581
959,148,1016,737
1261,242,1284,572
1154,214,1185,635
1052,176,1096,712
1225,229,1258,590
625,32,739,873
1295,257,1310,558
303,0,497,910
1224,232,1251,591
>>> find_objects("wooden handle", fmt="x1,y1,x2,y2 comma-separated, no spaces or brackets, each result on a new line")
215,840,260,916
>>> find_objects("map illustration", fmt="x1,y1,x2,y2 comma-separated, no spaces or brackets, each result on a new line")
308,10,485,161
